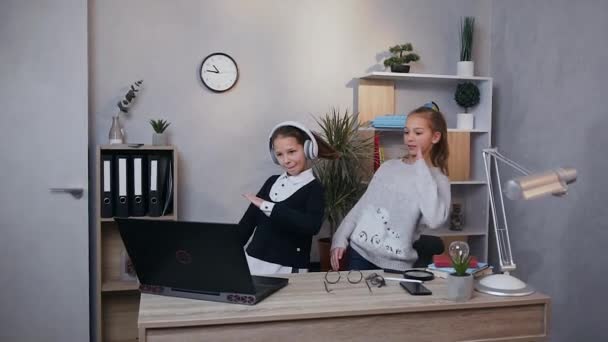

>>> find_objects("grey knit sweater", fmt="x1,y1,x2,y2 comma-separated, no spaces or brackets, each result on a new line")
331,158,451,271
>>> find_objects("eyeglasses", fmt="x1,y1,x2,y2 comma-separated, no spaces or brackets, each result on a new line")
323,270,386,294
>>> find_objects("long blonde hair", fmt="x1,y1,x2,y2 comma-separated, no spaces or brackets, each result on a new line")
408,107,449,175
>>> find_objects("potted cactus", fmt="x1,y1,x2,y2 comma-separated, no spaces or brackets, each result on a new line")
446,241,474,301
149,119,171,146
383,43,420,73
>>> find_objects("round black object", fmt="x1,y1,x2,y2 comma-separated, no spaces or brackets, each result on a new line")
403,269,435,282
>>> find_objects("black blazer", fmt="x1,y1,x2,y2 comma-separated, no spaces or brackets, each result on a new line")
239,175,325,268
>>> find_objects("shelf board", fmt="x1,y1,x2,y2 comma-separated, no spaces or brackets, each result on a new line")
102,280,139,293
101,214,176,222
422,227,487,237
361,180,485,186
359,127,488,133
360,72,492,82
450,180,486,185
100,144,175,151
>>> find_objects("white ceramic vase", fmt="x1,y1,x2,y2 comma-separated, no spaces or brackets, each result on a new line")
457,61,474,77
447,273,474,301
456,113,474,130
152,132,168,146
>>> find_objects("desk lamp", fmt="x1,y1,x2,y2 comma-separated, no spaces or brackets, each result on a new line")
476,148,577,296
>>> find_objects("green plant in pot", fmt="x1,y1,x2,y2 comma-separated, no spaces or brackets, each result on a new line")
447,241,474,301
149,119,171,146
383,43,420,73
313,108,374,271
458,16,475,76
454,81,480,130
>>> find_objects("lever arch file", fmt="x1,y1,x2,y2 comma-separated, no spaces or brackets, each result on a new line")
129,155,147,216
100,154,114,218
148,155,162,217
115,155,130,217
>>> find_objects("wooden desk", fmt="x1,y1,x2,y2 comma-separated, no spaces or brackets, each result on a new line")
138,271,550,342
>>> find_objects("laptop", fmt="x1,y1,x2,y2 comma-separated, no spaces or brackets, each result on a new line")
115,218,289,305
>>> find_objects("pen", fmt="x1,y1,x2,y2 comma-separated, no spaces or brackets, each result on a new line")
384,277,423,284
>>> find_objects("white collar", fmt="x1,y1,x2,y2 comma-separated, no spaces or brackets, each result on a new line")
280,168,315,185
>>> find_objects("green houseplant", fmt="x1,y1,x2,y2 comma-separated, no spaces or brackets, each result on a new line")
313,108,374,271
149,119,171,145
383,43,420,73
457,17,475,76
447,241,474,301
454,81,480,130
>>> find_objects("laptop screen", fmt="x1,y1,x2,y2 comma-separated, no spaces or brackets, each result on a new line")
116,219,257,294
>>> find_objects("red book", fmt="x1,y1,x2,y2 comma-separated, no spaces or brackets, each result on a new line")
433,254,478,268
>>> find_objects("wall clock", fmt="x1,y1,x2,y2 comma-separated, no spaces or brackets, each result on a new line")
199,52,239,93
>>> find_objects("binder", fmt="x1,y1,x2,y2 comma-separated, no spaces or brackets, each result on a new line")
161,158,173,216
129,155,147,217
100,154,114,218
147,155,162,217
114,155,130,217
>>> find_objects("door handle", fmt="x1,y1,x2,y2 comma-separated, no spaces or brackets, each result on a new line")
49,187,84,199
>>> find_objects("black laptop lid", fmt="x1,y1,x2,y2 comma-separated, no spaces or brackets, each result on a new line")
116,218,256,294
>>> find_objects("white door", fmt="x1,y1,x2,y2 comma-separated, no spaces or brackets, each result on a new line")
0,1,90,341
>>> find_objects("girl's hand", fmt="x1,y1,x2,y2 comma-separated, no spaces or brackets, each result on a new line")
242,194,263,208
330,247,346,271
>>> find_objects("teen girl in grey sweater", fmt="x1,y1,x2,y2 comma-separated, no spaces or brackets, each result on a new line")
331,107,451,271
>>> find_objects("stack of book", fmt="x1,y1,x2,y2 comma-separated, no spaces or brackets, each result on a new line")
371,115,406,128
426,255,493,279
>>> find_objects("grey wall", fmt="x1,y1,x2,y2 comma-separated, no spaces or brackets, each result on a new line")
491,0,608,340
90,0,490,259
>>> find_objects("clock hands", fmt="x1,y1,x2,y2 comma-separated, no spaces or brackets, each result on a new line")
205,64,221,74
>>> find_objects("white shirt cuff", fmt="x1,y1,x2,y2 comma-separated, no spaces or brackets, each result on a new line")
261,201,275,217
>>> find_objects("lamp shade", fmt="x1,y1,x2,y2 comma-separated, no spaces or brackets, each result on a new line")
504,168,577,200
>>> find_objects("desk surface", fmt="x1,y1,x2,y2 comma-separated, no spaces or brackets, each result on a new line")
139,271,550,330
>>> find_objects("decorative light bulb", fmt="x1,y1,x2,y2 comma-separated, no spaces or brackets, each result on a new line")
448,241,470,261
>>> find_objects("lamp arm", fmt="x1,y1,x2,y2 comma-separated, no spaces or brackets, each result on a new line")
482,148,528,273
482,148,531,176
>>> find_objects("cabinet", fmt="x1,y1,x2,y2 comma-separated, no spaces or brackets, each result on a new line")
93,145,178,342
357,72,492,261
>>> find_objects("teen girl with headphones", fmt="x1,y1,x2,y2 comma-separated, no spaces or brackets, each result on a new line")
239,121,338,275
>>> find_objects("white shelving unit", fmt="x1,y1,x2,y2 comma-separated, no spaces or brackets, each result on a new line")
357,72,493,261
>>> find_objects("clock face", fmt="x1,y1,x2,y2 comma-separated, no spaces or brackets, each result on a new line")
199,53,239,92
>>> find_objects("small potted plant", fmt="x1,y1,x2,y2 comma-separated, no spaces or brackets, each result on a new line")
457,17,475,76
383,43,420,73
454,81,480,130
149,119,171,146
446,241,474,301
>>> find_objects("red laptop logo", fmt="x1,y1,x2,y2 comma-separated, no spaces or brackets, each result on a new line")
175,250,192,264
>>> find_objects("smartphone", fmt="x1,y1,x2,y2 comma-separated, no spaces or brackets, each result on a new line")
400,281,432,296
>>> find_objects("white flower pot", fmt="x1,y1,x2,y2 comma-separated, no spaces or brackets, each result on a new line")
457,61,475,77
456,113,474,130
447,273,474,301
152,133,168,146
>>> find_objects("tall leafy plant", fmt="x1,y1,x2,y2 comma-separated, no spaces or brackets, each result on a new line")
313,109,373,236
459,17,475,62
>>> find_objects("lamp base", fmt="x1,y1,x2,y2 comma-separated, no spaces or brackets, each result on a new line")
474,273,535,297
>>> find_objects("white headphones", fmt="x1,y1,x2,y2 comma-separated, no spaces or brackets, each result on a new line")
268,121,319,164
